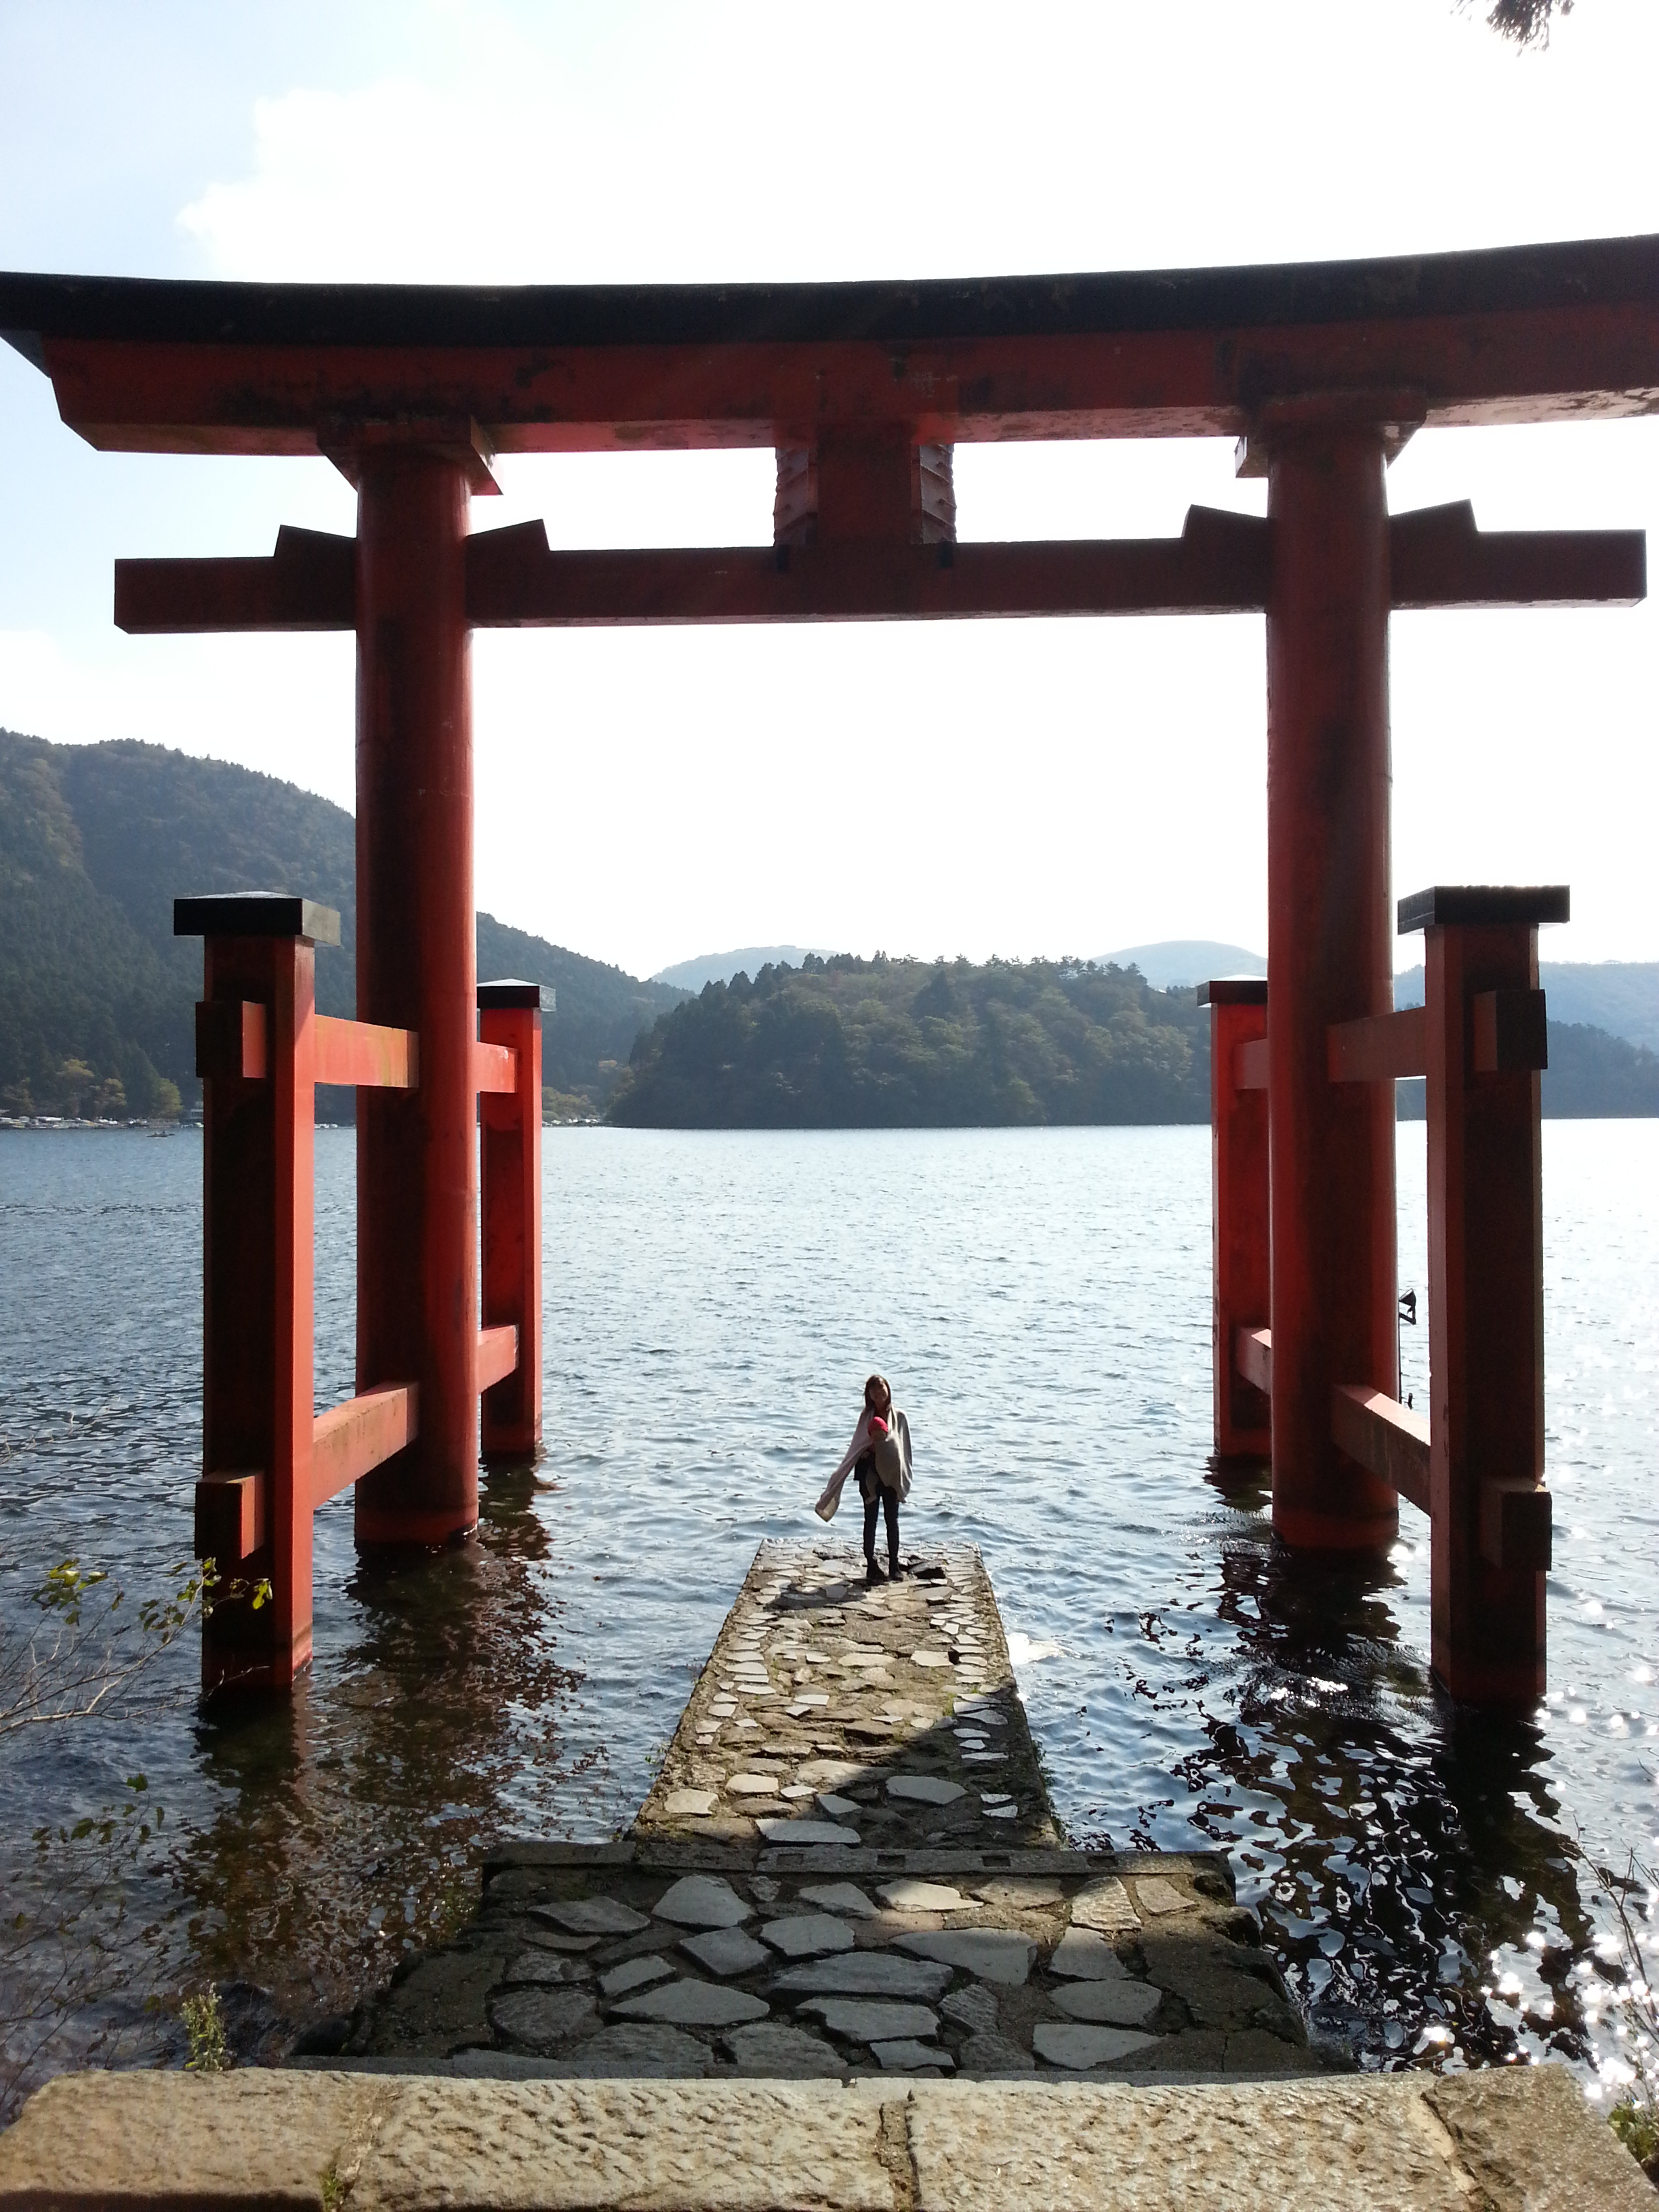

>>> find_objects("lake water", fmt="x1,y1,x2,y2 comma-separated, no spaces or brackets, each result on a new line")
1,1122,1655,2114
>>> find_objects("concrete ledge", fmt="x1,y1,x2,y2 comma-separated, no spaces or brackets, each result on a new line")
1,2065,1648,2211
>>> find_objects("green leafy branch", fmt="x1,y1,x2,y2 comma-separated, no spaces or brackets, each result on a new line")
1,1556,270,1740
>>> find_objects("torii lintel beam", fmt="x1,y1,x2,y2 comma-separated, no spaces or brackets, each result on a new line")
9,232,1659,453
112,503,1645,634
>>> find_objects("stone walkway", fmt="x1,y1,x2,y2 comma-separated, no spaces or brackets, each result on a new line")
321,1544,1322,2081
7,1541,1650,2207
634,1540,1059,1852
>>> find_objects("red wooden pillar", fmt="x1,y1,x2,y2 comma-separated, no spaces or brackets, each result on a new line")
352,449,480,1547
178,893,333,1690
479,981,544,1460
1201,979,1271,1459
1409,885,1562,1702
1264,426,1399,1549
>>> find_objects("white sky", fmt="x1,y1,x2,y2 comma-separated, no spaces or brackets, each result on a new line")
2,0,1657,977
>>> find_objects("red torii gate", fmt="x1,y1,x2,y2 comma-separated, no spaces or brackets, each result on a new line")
1,235,1651,1700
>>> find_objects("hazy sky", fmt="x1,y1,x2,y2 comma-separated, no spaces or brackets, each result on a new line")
3,0,1658,977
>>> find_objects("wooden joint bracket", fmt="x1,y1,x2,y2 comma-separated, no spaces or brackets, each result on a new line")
194,999,268,1082
1479,1478,1553,1572
1233,1326,1273,1396
1231,1037,1269,1092
478,1325,520,1392
194,1471,266,1564
1473,988,1548,1076
474,1041,518,1095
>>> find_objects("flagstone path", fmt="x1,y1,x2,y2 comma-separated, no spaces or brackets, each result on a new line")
312,1542,1328,2081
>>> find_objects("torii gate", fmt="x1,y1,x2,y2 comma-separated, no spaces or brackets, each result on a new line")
1,236,1650,1701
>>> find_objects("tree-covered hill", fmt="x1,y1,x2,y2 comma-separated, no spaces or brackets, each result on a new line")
607,955,1213,1127
0,731,684,1119
5,729,1654,1129
613,952,1659,1129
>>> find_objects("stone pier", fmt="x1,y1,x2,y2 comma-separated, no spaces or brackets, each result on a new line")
2,1542,1649,2203
306,1543,1317,2082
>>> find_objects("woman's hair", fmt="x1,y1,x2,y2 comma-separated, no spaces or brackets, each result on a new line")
864,1372,892,1412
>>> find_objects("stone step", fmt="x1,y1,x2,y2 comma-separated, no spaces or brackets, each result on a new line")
1,2065,1647,2209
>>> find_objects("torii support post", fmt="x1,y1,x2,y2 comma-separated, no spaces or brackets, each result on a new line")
184,894,331,1692
1262,420,1400,1551
478,980,545,1462
1410,885,1561,1703
1200,980,1271,1460
352,447,481,1548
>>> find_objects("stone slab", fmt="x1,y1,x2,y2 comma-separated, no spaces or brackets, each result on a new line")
552,2022,714,2078
363,2075,895,2211
897,1930,1037,1987
1070,1876,1141,1933
800,1882,878,1919
755,1818,861,1846
663,1788,718,1818
533,1896,649,1937
487,1987,600,2051
598,1954,674,1999
878,1879,966,1912
680,1925,772,1978
760,1913,857,1959
1050,1928,1126,1980
975,1877,1063,1909
802,1999,942,2043
886,1776,965,1805
5,2068,1647,2211
1031,2021,1159,2070
0,2071,386,2212
907,2073,1655,2212
724,2023,848,2078
613,1978,770,2028
1052,1978,1163,2027
872,2039,954,2072
1134,1876,1195,1917
501,1950,590,1987
773,1952,954,2001
941,1984,998,2033
652,1874,752,1927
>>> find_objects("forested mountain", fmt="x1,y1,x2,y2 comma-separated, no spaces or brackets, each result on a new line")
3,730,1654,1128
612,954,1659,1128
608,956,1212,1127
0,732,684,1119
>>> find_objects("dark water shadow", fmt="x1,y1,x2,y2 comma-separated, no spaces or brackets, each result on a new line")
1178,1531,1597,2069
176,1465,590,2050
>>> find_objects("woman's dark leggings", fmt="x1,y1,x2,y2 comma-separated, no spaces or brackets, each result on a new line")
863,1480,899,1569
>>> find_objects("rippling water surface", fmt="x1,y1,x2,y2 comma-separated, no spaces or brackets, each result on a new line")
1,1122,1655,2108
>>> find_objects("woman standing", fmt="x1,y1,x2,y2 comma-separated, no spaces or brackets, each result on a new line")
815,1372,912,1583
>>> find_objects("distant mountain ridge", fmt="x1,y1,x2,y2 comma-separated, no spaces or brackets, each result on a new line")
652,945,841,994
1096,940,1267,990
0,732,685,1119
1395,962,1659,1054
1104,943,1659,1055
3,734,1653,1127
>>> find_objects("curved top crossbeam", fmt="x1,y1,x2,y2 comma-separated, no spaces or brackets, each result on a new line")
4,232,1659,453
